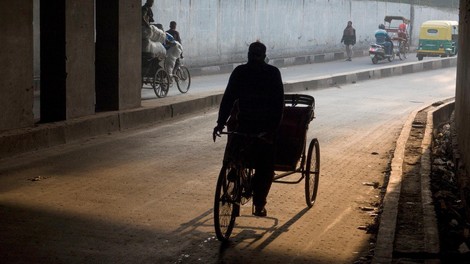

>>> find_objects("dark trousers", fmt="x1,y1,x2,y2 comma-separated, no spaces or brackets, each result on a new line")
250,140,275,208
224,133,275,208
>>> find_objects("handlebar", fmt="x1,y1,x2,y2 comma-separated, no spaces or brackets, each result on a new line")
220,131,267,137
213,129,269,143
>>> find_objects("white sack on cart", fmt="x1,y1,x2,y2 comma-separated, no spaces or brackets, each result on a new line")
142,26,151,40
150,25,166,43
142,39,166,59
142,25,166,43
164,41,183,74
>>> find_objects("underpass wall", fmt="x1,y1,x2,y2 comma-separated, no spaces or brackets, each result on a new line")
152,0,458,67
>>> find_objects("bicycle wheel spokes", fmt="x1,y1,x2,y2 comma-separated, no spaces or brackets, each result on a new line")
153,68,170,98
305,138,320,207
214,165,239,241
175,66,191,93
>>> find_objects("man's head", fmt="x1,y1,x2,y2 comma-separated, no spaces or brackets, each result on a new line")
170,21,177,30
146,0,154,7
347,21,352,27
379,24,385,30
248,41,266,63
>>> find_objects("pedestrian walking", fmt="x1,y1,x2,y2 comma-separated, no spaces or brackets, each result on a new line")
341,21,356,61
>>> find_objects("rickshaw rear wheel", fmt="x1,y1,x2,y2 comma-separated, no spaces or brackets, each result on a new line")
152,69,170,98
214,164,240,241
305,138,320,207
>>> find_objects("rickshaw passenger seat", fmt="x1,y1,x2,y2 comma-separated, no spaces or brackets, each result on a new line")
274,105,314,171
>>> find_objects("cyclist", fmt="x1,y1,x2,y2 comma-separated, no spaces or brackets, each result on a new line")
213,41,284,217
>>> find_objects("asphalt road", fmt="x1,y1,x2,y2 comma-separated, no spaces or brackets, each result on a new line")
141,52,440,99
0,66,456,263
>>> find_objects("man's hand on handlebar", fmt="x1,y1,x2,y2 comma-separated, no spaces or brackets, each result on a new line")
212,124,225,142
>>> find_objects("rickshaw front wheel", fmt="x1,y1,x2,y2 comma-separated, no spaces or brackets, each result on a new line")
175,66,191,94
214,164,240,241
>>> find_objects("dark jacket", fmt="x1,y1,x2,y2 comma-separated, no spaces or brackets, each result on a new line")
217,61,284,134
166,29,181,43
341,26,356,45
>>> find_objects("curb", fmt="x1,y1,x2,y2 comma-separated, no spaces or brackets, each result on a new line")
0,57,457,159
373,99,456,264
283,56,456,92
188,50,369,76
373,104,418,264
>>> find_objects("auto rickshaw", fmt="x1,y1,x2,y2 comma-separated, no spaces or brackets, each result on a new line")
416,20,458,61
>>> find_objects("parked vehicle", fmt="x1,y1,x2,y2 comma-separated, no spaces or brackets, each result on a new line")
417,20,458,61
369,43,394,64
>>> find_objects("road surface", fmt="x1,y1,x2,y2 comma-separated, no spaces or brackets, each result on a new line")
1,67,456,263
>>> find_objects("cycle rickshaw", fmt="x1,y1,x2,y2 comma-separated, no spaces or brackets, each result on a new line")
213,94,320,241
384,16,411,60
141,51,191,98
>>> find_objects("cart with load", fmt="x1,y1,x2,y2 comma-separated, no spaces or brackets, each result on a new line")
141,25,191,98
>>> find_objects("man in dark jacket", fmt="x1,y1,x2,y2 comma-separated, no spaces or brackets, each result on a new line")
166,21,181,43
213,41,284,217
341,21,356,61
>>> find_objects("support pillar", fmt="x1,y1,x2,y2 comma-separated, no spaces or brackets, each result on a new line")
456,0,470,172
0,1,34,130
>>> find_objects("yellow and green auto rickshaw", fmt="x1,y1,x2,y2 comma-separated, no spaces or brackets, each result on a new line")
417,20,458,61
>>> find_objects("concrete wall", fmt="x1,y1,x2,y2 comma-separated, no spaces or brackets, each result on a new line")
456,1,470,175
119,0,142,110
66,0,95,119
0,1,34,130
152,0,458,67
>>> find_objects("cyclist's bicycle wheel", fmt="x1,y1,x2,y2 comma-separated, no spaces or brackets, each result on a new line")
214,164,240,241
398,42,407,60
305,138,320,207
152,68,170,98
175,66,191,93
400,42,407,59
